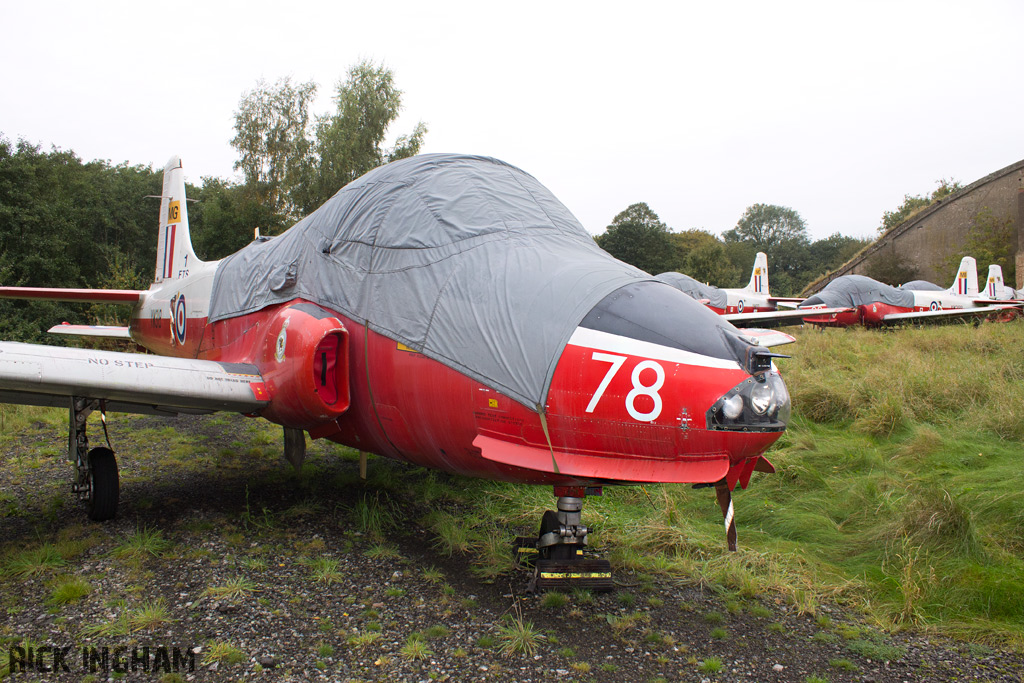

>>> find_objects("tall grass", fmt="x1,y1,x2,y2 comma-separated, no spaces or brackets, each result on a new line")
401,322,1024,646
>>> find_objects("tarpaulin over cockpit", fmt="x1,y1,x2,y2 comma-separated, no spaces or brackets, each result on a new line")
655,272,729,310
801,275,915,309
208,154,655,408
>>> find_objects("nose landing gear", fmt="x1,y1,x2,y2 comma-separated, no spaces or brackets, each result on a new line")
517,486,613,592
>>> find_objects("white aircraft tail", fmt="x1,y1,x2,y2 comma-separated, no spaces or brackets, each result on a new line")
948,256,978,297
742,252,769,294
154,156,201,284
986,264,1005,299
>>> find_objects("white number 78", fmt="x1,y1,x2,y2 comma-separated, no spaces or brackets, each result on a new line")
585,352,626,413
585,351,666,422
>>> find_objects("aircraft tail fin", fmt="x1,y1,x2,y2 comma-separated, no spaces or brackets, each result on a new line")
743,252,769,294
986,264,1005,299
948,256,978,296
154,156,201,284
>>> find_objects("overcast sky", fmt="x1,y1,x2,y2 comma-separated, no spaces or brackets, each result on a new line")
2,0,1021,241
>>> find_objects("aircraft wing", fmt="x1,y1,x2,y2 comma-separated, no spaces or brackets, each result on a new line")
0,287,144,304
0,342,269,416
723,306,853,327
48,324,132,339
881,304,1021,323
736,328,796,347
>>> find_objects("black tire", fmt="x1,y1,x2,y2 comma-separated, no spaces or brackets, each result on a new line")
86,447,119,521
539,510,575,560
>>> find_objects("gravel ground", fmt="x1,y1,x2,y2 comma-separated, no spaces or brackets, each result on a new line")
0,413,1021,682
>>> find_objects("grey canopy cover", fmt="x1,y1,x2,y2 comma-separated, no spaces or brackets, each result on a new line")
209,154,653,409
655,272,728,310
801,275,914,308
899,280,943,291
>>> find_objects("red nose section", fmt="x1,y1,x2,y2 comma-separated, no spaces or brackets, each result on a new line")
476,327,785,485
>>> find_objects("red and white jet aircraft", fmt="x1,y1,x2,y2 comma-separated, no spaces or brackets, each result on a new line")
0,155,792,586
657,253,850,331
800,257,1022,326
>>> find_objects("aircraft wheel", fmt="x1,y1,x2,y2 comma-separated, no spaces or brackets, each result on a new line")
85,447,119,521
538,509,575,560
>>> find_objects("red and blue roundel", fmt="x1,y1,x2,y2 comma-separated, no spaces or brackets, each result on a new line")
173,295,187,344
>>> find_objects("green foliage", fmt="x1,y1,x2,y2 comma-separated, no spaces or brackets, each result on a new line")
230,76,318,219
879,178,961,235
496,616,544,657
293,60,427,214
46,576,92,605
0,137,160,341
948,207,1016,285
698,656,723,673
202,642,246,666
596,202,677,274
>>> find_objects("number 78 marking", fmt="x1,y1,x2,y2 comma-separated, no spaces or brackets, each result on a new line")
585,351,666,422
585,352,627,413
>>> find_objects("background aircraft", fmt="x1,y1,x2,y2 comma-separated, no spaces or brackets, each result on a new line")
0,154,792,588
800,257,1021,326
657,253,850,328
983,264,1023,301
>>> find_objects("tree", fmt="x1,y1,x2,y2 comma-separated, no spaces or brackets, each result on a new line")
595,203,677,274
667,229,740,285
294,60,427,213
189,177,288,260
724,203,809,249
724,204,810,295
946,207,1016,285
878,178,961,235
231,77,318,219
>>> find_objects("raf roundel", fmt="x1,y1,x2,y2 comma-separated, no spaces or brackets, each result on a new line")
173,295,187,344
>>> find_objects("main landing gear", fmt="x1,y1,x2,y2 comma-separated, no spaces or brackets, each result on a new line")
516,486,613,592
68,397,119,521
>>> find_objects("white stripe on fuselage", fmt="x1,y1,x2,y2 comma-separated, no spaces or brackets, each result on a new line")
568,327,741,370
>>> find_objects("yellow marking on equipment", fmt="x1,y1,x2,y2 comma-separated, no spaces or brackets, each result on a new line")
167,200,181,224
488,398,499,408
397,342,419,353
539,572,612,580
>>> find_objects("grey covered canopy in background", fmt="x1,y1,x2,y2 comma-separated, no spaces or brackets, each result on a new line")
655,272,728,310
801,274,915,309
209,154,653,409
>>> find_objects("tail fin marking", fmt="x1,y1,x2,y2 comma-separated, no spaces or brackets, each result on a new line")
745,252,769,294
949,256,978,297
154,156,200,284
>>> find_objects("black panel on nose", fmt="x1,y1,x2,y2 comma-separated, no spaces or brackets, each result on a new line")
578,281,753,365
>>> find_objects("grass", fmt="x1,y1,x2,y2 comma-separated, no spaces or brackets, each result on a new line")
496,615,544,657
540,591,568,609
128,599,174,631
205,576,257,600
111,527,171,562
46,576,92,605
5,543,67,576
202,642,245,666
367,323,1024,647
400,634,433,661
303,557,343,585
698,656,723,674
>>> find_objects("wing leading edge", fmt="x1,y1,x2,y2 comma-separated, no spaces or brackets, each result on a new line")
0,342,269,416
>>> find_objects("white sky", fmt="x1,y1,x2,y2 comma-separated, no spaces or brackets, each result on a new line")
2,0,1021,241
